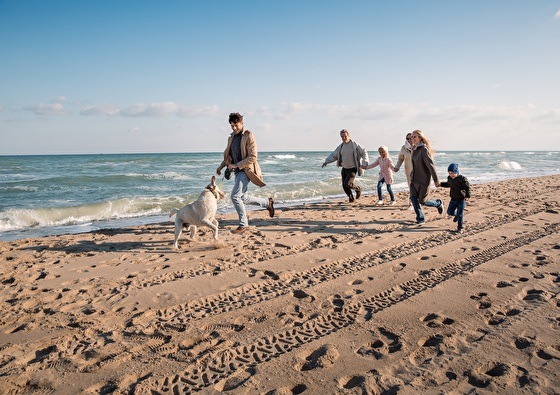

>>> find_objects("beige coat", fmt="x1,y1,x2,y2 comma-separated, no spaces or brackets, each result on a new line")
218,129,266,187
395,144,413,185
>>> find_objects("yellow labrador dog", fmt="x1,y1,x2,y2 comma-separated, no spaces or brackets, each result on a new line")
170,176,225,248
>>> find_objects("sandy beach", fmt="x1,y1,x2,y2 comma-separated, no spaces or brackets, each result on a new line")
0,174,559,394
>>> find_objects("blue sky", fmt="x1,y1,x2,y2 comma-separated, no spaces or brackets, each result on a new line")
1,1,559,154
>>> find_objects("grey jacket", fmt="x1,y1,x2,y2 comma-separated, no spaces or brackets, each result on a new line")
324,140,369,176
411,143,439,186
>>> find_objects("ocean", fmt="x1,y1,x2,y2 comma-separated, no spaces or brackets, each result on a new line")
1,151,559,241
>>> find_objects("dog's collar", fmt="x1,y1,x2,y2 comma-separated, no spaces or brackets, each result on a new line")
206,186,220,200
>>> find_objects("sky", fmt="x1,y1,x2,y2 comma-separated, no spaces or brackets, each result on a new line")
1,1,559,155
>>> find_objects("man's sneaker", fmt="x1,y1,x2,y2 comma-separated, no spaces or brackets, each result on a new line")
453,216,458,223
457,228,464,234
267,197,275,218
389,201,397,206
376,200,384,205
232,226,246,234
437,199,444,215
355,188,362,200
417,221,426,226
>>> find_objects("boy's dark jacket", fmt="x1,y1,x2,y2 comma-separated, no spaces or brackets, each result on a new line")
440,175,471,200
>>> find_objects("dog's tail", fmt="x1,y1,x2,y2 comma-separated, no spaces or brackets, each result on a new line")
169,208,179,218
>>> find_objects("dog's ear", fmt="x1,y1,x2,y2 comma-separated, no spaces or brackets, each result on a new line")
211,175,216,186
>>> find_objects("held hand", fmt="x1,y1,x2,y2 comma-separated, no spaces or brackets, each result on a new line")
435,181,440,187
394,167,399,173
228,163,237,170
216,167,222,175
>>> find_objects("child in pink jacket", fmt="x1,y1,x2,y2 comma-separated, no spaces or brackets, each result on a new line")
362,146,397,205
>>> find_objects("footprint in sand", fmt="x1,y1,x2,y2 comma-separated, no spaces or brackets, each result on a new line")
486,314,505,326
421,312,455,328
535,345,560,361
513,336,533,350
292,289,315,303
518,288,551,302
391,263,406,272
296,344,339,371
263,270,280,280
263,385,304,395
419,255,436,261
338,375,366,390
464,361,518,389
329,294,345,312
409,344,441,366
470,292,492,309
418,334,445,347
496,280,513,288
214,367,256,392
356,327,402,360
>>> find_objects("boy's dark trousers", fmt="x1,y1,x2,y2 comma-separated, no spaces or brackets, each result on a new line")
447,199,466,230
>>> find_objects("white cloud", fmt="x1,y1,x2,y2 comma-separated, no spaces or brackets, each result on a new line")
24,102,65,116
121,102,179,117
79,102,221,118
80,104,120,116
176,104,221,118
277,101,559,126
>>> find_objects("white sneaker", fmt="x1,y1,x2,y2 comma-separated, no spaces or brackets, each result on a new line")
376,200,384,205
407,204,413,210
389,201,397,206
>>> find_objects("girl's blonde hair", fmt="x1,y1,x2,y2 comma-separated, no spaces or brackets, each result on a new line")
411,130,435,157
378,145,388,155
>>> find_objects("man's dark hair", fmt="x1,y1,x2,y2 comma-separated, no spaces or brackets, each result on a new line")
228,112,243,124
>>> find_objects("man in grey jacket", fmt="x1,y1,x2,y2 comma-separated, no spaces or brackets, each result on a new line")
322,129,369,203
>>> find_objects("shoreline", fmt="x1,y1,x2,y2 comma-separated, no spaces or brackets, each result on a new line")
0,174,559,394
2,171,559,243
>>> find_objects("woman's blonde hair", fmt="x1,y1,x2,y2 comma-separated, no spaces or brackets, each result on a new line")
411,130,435,157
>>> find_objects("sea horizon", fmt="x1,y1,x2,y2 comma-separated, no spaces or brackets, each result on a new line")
1,149,558,157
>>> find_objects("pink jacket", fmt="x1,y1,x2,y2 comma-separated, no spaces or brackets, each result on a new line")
364,156,396,184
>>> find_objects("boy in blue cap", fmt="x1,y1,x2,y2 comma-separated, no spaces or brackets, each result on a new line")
440,163,471,233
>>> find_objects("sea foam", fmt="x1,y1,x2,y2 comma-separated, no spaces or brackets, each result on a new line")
498,161,522,170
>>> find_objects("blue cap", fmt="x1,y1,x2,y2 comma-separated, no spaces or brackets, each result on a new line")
448,163,459,173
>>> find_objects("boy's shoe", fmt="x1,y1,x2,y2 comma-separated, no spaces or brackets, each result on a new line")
437,199,444,215
355,188,362,199
417,221,425,226
232,226,246,234
376,200,384,205
457,228,464,234
389,201,397,206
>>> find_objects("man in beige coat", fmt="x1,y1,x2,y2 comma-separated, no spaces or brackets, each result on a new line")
217,112,274,234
